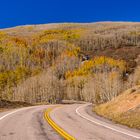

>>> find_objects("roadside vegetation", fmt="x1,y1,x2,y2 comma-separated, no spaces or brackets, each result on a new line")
94,85,140,129
94,66,140,129
0,22,140,111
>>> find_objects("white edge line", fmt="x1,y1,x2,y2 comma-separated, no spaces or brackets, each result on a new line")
0,108,25,120
0,105,54,121
76,104,140,140
0,106,38,121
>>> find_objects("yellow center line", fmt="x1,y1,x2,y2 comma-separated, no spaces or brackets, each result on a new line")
44,106,76,140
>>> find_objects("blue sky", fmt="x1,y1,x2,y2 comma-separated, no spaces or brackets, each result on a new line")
0,0,140,28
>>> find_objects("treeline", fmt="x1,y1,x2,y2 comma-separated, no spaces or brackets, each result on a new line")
12,55,127,104
10,62,140,104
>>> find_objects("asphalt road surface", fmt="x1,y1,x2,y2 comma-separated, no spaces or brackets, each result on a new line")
0,104,140,140
0,105,62,140
50,104,140,140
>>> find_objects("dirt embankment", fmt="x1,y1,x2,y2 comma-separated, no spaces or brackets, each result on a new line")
94,86,140,129
0,100,32,112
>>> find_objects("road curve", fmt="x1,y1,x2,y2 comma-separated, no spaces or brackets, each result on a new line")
0,105,62,140
49,104,140,140
0,104,140,140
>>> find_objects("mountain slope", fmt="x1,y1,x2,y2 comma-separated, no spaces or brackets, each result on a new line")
0,22,140,105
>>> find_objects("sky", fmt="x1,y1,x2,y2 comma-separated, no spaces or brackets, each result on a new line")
0,0,140,28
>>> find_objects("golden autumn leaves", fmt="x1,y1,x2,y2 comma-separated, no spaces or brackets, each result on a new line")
0,25,129,103
65,56,126,79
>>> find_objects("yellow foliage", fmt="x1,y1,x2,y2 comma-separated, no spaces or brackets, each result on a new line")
0,31,7,41
0,31,6,36
93,56,126,71
65,46,80,57
10,37,28,47
58,42,81,58
32,28,83,45
65,60,94,79
66,56,126,79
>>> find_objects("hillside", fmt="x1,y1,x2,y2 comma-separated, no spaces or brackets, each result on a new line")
94,86,140,129
2,22,140,71
0,22,140,105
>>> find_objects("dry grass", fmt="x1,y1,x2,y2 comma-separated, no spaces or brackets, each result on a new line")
94,85,140,129
0,108,8,112
0,100,32,109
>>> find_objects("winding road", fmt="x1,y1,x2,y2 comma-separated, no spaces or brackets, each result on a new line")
0,103,140,140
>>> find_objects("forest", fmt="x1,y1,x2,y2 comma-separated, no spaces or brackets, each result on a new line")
0,22,140,104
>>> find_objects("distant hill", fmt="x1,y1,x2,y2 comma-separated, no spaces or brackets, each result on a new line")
2,22,140,72
0,22,140,105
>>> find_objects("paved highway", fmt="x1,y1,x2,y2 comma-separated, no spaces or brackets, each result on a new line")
0,105,62,140
50,104,140,140
0,104,140,140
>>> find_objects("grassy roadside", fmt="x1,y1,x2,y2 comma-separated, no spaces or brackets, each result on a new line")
94,86,140,129
0,100,32,112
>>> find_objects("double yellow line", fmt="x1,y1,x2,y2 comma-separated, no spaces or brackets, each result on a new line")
44,107,76,140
